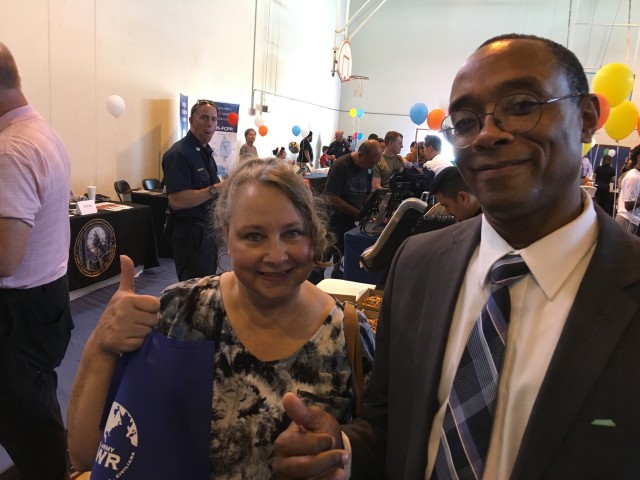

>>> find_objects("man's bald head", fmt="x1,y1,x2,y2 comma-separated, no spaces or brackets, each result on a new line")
353,139,382,170
0,43,21,90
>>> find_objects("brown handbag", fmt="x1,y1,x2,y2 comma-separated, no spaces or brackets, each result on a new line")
343,301,364,417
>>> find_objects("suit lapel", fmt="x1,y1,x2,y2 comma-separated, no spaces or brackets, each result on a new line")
511,210,640,479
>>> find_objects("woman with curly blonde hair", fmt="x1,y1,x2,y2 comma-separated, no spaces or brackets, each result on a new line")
68,158,375,479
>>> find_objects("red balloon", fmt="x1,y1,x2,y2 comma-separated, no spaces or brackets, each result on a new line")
258,125,268,136
427,109,446,130
595,93,610,130
227,112,239,126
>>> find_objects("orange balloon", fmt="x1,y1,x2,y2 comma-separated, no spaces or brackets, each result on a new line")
258,125,268,136
227,112,239,126
636,116,640,138
427,109,446,130
595,93,610,130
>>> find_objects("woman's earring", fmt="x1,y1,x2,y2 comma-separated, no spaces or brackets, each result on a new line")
217,251,233,273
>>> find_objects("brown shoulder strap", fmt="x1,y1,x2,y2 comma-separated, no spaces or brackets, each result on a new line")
343,301,364,417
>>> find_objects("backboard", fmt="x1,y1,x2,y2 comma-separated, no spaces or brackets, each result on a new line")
337,40,353,83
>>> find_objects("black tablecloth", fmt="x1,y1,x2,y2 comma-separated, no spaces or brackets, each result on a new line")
68,204,159,291
131,191,171,258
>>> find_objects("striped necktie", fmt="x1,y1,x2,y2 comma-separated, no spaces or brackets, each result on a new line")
431,254,529,480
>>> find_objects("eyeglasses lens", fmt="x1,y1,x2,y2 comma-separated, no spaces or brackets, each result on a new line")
442,94,543,148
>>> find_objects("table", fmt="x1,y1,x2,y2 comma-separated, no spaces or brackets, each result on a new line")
317,279,375,304
131,191,171,257
303,172,328,195
343,226,384,285
68,204,159,291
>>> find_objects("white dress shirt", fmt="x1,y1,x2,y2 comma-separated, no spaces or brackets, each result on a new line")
617,168,640,225
426,192,598,479
424,153,452,176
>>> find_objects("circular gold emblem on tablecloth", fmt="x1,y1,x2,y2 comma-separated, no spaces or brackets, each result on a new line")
74,219,117,277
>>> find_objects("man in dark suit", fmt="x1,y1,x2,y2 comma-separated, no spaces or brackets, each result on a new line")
273,33,640,479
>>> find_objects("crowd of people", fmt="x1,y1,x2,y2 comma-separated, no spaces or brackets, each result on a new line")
581,145,640,231
2,31,640,480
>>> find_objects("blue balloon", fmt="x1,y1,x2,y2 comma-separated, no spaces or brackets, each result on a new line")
357,132,363,140
409,102,428,125
356,108,364,119
292,125,301,136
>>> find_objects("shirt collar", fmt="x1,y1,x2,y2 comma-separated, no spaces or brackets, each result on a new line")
478,191,598,299
185,130,210,150
0,105,35,132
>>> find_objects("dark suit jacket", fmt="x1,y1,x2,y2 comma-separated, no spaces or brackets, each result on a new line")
344,206,640,479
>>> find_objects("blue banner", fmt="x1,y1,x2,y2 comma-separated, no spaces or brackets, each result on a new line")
214,102,239,134
211,101,240,177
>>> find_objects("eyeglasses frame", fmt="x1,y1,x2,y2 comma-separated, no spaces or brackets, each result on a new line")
440,92,585,149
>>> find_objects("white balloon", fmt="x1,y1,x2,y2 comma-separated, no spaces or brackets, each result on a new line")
609,149,616,157
105,95,126,118
300,128,310,138
254,115,265,127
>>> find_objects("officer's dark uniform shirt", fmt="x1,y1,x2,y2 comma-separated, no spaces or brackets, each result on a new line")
162,130,219,221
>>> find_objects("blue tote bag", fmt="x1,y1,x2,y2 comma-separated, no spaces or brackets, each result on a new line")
91,330,215,479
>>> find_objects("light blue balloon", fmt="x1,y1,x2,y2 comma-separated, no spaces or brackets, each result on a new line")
292,125,301,136
357,132,363,140
409,102,428,125
356,108,364,119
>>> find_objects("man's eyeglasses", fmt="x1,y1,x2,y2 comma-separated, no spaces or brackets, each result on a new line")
191,99,216,116
440,92,584,149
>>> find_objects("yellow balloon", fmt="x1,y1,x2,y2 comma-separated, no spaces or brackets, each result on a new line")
349,108,357,118
582,142,591,156
593,63,634,108
603,100,639,140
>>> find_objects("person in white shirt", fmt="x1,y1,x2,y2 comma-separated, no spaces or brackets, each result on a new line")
0,42,74,480
580,155,593,184
615,154,640,235
423,135,452,176
272,33,640,480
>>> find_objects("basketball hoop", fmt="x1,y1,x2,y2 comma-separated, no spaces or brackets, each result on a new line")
349,75,369,97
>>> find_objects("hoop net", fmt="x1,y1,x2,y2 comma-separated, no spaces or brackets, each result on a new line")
349,75,369,97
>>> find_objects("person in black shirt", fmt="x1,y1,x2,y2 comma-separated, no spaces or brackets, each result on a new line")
162,99,223,281
326,130,352,163
593,155,616,215
298,131,313,165
322,140,382,278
